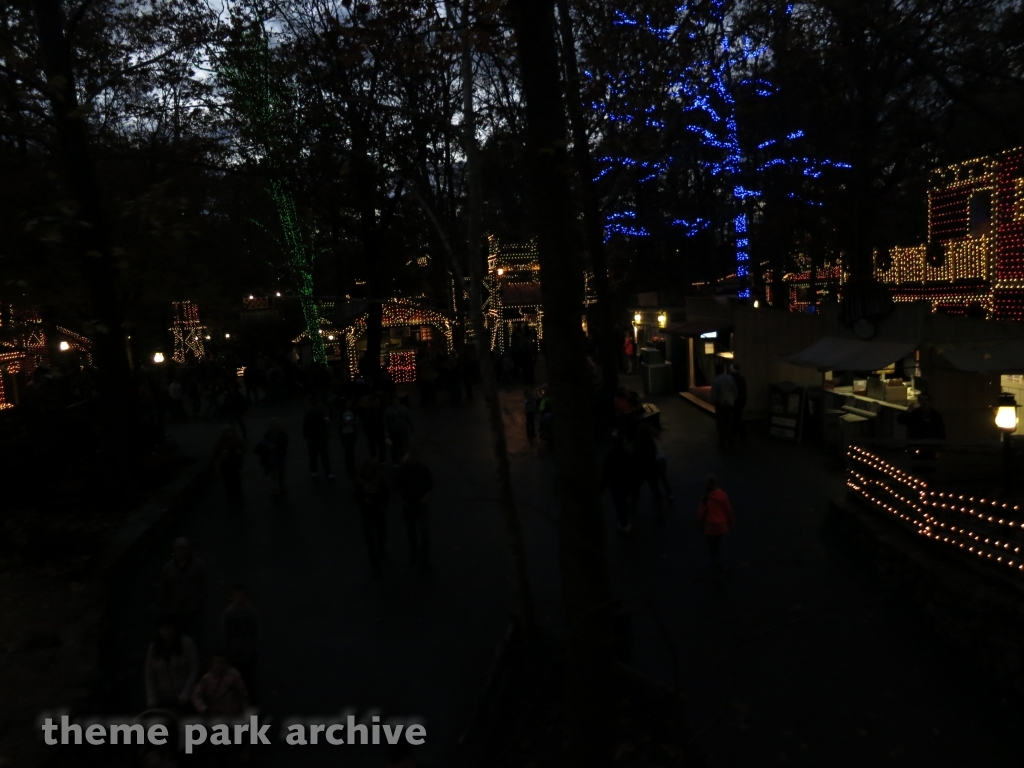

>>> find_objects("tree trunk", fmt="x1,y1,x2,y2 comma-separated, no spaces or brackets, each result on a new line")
554,0,619,403
507,0,615,764
452,0,536,638
31,0,133,454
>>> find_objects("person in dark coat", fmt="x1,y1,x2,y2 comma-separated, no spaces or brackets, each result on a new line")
896,393,946,440
632,423,664,522
339,400,358,476
601,436,637,533
160,538,208,645
394,451,434,569
897,393,946,461
730,364,748,438
354,459,390,572
303,399,334,479
223,584,259,702
212,425,245,503
222,382,249,440
255,418,289,497
358,391,387,461
384,396,414,466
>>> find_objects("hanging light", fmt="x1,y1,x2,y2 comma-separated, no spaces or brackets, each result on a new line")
657,313,667,328
996,392,1019,433
153,352,165,364
224,333,231,339
59,341,70,351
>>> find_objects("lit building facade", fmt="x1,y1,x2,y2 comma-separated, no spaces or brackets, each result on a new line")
484,236,597,351
766,261,846,313
875,147,1024,320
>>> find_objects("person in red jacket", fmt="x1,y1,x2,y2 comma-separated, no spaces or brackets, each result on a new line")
697,475,734,569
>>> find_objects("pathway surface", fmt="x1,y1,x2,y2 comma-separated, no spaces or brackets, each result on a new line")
106,376,1023,767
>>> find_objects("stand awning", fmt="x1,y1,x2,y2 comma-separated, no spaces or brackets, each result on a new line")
783,336,917,372
664,321,732,337
933,339,1024,373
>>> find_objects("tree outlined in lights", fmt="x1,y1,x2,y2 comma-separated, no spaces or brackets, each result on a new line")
220,22,327,365
592,1,850,298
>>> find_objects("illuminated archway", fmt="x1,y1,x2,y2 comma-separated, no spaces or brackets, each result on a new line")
342,302,454,379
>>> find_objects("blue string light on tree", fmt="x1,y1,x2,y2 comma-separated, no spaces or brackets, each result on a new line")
593,1,850,298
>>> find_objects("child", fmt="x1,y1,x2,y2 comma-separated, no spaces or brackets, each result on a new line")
697,475,734,570
223,585,259,703
191,652,248,717
523,389,538,440
339,400,358,476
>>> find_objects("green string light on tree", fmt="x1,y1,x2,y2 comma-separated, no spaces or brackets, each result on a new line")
221,23,327,365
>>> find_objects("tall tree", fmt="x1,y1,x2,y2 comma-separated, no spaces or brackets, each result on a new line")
220,20,327,365
28,0,134,453
447,0,536,638
554,0,619,405
506,0,615,764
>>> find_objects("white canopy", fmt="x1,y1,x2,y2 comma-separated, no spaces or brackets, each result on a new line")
783,336,918,372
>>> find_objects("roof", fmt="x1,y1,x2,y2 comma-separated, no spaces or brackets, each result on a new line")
500,282,543,306
933,339,1024,373
783,336,918,372
664,321,732,337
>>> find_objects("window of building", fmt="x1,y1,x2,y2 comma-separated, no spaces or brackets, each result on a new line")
969,189,992,237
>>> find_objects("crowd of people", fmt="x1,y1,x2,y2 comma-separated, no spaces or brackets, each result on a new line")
141,538,257,762
129,332,743,766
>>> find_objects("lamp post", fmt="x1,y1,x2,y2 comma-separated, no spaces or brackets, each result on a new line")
996,392,1018,492
153,351,165,364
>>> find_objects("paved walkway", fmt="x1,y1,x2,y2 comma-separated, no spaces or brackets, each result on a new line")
106,377,1022,766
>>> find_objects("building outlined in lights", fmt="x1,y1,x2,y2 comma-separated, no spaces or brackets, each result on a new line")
484,236,597,351
765,261,846,313
170,300,206,363
875,147,1024,320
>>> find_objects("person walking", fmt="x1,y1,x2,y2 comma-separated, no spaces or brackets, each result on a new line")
256,418,289,497
211,425,245,503
168,378,185,423
222,382,249,440
359,391,387,461
354,459,390,572
384,396,414,467
711,364,737,449
339,400,359,476
730,363,748,439
395,451,434,570
622,333,636,374
632,424,664,522
653,431,673,500
303,399,335,479
523,388,538,441
160,538,208,645
223,584,259,704
538,391,554,442
697,475,735,571
144,616,199,712
600,436,637,533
